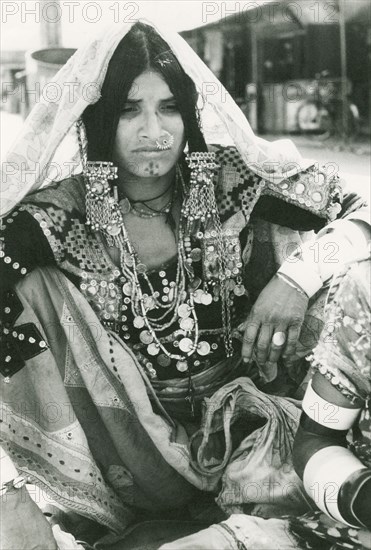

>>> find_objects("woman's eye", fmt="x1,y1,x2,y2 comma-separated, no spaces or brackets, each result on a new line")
121,104,138,114
162,103,178,112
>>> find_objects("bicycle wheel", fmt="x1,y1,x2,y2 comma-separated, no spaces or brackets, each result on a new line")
297,101,331,139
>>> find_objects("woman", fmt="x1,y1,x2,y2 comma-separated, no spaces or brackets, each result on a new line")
0,21,369,549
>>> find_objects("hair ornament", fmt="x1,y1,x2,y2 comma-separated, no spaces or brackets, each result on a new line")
155,49,174,67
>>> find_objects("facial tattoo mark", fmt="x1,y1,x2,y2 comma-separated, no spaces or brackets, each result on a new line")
144,161,160,176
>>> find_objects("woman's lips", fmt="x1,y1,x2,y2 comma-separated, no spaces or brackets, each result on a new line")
133,149,166,157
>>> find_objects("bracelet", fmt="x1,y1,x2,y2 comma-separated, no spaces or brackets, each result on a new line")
303,445,366,526
308,356,362,405
0,475,29,497
276,272,309,298
302,380,362,431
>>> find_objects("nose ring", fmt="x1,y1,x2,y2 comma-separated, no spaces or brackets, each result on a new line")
156,131,175,151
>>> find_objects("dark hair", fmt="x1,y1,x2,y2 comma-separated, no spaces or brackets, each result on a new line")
82,22,207,161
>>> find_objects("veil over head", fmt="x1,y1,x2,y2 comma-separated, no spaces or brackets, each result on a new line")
0,19,314,217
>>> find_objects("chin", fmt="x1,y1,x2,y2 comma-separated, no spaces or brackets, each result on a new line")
139,159,177,178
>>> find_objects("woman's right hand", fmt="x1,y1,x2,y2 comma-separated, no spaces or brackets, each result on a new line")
1,486,58,550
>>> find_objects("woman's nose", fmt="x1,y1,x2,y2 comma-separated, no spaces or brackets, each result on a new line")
139,111,162,141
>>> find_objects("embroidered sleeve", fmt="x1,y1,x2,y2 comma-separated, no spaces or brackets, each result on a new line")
211,145,344,231
263,164,343,222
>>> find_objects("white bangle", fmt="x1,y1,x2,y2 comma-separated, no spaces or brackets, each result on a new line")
276,272,309,298
302,380,362,431
303,445,366,526
278,258,323,299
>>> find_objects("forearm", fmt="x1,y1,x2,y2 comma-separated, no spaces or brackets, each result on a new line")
293,374,371,528
278,218,370,298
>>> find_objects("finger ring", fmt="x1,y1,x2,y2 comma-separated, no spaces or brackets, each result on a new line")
272,331,286,347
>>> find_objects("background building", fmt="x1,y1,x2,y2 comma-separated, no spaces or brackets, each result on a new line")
180,0,370,135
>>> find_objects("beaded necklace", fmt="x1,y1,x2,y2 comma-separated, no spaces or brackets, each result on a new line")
79,136,246,413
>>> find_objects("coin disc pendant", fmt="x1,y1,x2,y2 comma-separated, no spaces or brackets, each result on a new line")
233,284,246,296
147,343,160,356
178,304,191,318
190,248,202,262
122,282,132,296
179,317,194,331
157,354,171,367
176,360,188,372
133,316,145,329
197,341,211,356
139,330,153,344
201,292,213,306
179,337,193,353
107,224,121,236
144,296,156,311
193,289,204,304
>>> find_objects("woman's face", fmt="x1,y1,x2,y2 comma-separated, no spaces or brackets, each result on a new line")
113,70,185,179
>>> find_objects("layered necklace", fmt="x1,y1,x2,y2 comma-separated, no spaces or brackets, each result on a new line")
81,143,246,414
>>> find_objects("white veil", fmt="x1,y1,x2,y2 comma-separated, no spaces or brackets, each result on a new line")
0,19,313,217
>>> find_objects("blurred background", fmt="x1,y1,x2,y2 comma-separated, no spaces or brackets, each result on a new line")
1,0,370,195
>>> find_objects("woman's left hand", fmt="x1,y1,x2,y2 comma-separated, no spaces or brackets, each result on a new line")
241,274,309,378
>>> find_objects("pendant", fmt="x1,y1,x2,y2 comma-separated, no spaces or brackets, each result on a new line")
233,284,246,297
139,330,153,344
133,316,145,329
193,289,204,304
197,341,211,356
107,224,121,236
147,343,160,356
178,304,191,318
190,248,202,262
179,318,194,331
179,337,193,353
144,296,156,311
122,282,132,296
201,292,213,306
157,354,171,367
136,263,147,274
176,360,188,372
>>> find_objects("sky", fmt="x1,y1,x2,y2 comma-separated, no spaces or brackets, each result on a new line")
1,0,229,51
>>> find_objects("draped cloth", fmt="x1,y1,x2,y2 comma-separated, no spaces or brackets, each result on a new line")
157,261,371,550
0,19,315,217
0,266,315,535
